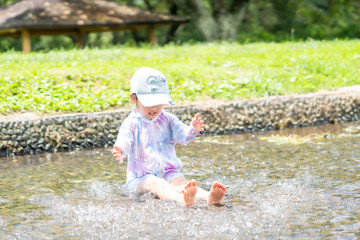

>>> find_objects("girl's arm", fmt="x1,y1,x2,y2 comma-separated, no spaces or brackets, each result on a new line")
170,112,204,144
113,117,135,164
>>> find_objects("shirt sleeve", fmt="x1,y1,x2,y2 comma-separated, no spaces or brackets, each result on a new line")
168,112,199,145
114,116,135,158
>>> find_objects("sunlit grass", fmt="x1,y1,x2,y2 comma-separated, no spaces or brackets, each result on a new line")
0,40,359,114
259,125,360,145
259,134,334,145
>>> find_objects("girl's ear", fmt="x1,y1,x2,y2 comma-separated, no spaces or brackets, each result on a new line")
130,94,137,104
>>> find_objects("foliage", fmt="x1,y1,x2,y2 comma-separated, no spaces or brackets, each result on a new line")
0,40,359,114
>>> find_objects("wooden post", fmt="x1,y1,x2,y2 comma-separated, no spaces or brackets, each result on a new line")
21,29,31,53
148,26,157,45
76,31,84,48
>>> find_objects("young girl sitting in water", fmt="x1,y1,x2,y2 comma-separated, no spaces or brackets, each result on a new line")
112,67,226,206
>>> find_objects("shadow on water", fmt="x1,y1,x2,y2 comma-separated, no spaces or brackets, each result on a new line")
0,122,359,239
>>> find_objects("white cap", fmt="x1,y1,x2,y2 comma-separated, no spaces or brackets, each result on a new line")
130,67,175,107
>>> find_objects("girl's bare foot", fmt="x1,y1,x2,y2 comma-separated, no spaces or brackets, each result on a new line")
208,181,226,205
182,179,198,206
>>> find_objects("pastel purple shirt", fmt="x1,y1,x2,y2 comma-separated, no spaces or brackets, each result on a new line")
114,108,199,186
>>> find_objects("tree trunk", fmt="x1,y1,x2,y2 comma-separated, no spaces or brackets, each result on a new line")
210,0,247,40
178,0,248,41
183,0,217,41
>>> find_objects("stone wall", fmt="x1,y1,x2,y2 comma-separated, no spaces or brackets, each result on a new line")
0,91,359,157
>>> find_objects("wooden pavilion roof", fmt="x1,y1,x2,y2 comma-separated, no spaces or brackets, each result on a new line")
0,0,188,36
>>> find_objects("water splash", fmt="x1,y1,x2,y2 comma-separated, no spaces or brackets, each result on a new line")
0,122,359,239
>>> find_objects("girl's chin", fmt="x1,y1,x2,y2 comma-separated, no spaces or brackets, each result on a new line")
147,113,158,119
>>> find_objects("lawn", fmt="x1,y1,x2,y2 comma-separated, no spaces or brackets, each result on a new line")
0,40,359,114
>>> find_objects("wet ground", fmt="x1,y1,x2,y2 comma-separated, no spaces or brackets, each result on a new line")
0,122,359,239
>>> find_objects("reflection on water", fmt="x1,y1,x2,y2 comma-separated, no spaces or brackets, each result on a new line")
1,122,359,239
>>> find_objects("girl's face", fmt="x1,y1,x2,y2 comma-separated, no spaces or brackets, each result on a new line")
130,94,164,120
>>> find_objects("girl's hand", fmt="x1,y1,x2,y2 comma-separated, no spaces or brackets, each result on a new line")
191,113,204,132
112,146,124,164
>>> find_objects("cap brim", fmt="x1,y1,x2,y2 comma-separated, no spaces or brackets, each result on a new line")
137,94,175,107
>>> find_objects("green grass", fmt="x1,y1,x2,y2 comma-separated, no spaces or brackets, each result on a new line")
0,40,359,114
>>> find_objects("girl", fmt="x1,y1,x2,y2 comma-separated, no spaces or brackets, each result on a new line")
112,67,226,206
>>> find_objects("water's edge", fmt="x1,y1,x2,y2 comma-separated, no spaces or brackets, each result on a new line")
1,89,359,156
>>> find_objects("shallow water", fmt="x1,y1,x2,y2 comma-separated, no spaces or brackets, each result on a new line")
0,122,359,239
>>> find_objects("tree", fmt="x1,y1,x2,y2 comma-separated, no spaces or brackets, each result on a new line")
0,0,14,6
172,0,248,41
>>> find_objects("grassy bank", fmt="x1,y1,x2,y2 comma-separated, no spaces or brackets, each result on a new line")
0,40,359,114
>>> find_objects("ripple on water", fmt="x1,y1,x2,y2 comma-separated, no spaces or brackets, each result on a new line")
0,122,359,239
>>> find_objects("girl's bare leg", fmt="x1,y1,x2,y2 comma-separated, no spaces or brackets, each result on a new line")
170,177,226,205
138,175,197,206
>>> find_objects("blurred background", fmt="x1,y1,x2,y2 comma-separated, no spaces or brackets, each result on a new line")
1,0,359,52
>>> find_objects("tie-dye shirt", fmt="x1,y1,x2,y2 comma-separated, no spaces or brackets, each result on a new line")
114,108,199,186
